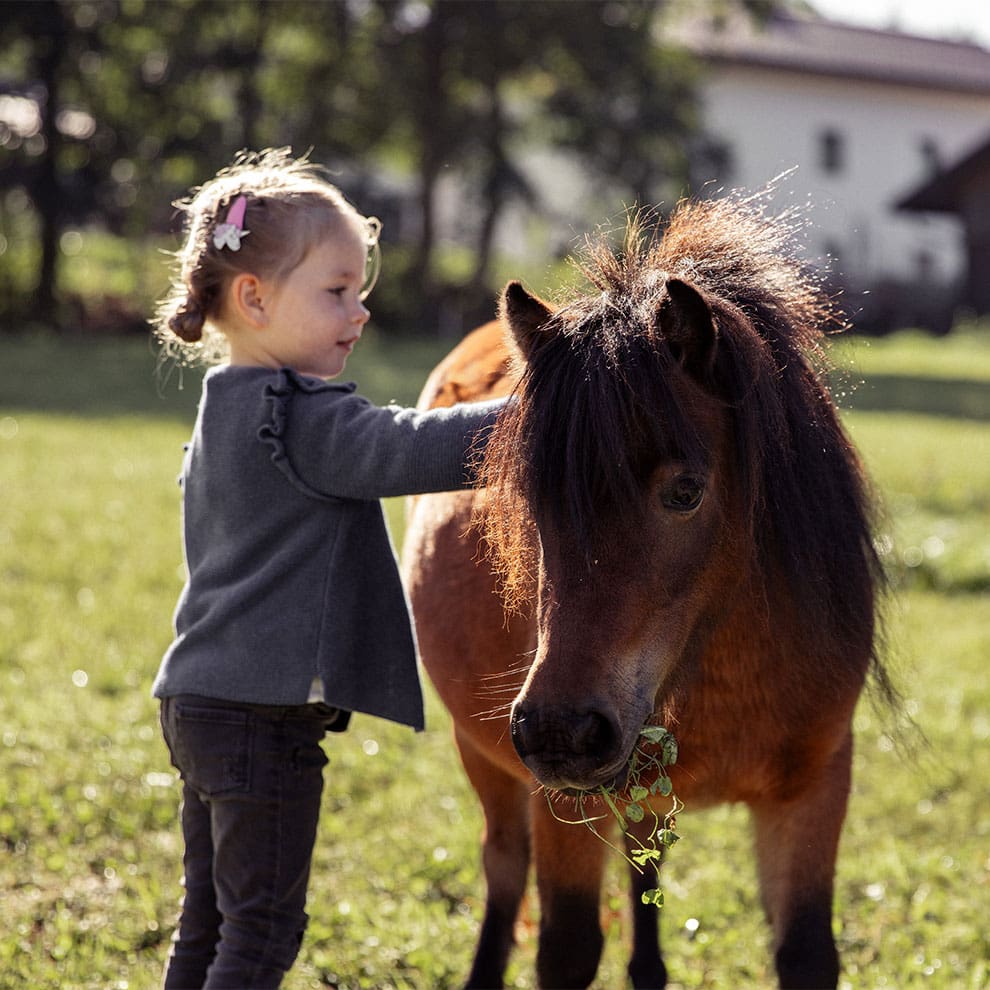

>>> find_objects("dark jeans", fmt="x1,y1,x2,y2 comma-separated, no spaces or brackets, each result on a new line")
159,695,342,989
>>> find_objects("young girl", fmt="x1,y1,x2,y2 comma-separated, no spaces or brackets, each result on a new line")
151,148,505,989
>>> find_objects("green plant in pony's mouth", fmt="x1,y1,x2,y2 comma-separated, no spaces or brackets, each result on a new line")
546,724,682,908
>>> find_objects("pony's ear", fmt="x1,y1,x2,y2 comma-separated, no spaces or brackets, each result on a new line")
660,277,718,381
501,280,554,360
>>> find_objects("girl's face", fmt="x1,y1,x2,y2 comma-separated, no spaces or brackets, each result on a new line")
256,228,372,379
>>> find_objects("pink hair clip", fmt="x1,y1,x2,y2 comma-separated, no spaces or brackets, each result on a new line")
213,195,249,251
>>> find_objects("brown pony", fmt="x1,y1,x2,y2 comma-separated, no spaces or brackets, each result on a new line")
403,196,891,989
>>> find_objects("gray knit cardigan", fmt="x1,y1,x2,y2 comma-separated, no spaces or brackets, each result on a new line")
152,365,504,731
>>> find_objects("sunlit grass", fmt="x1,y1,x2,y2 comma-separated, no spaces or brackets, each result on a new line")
0,329,987,988
832,327,990,382
845,412,990,593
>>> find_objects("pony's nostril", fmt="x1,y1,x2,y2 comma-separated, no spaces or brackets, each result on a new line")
509,704,540,760
570,708,616,757
510,704,619,763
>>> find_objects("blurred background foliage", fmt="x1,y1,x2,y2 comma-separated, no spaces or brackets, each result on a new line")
0,0,725,337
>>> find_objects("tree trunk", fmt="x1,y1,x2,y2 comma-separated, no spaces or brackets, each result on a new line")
410,7,448,326
236,2,271,149
31,1,67,328
470,86,507,299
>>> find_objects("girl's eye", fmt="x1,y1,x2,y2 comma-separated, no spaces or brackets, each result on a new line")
661,474,705,512
328,287,347,297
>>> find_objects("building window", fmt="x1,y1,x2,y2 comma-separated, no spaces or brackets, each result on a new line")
914,249,935,282
819,128,845,174
691,138,734,187
919,137,940,177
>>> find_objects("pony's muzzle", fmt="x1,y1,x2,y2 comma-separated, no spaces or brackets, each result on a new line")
510,701,625,791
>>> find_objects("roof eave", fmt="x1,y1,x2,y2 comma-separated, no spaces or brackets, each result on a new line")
702,51,990,97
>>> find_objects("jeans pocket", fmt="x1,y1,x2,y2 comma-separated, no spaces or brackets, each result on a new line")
167,702,252,796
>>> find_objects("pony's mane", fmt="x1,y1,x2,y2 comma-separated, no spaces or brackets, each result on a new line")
481,194,886,681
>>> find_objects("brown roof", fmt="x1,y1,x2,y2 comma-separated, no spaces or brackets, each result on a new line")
671,8,990,95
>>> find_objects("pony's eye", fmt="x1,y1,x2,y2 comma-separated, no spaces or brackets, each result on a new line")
662,475,705,512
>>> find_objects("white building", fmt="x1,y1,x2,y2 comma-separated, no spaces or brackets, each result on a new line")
670,6,990,329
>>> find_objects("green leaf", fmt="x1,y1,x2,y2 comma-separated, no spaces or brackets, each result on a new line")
653,775,673,797
641,888,665,907
629,785,649,802
631,847,663,865
626,802,645,823
660,829,680,847
598,786,628,832
639,725,671,745
660,737,678,766
639,725,678,765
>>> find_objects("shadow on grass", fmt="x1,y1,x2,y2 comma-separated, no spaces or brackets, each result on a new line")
839,374,990,421
0,331,445,419
2,335,988,423
0,335,205,421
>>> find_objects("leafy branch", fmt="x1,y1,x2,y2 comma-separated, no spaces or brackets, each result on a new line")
546,724,682,908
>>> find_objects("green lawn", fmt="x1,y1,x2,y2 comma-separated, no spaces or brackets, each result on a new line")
0,327,987,988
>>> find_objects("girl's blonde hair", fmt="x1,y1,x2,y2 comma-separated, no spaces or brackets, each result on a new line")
153,147,381,366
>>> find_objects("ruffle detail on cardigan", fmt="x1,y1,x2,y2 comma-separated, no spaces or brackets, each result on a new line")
257,369,356,502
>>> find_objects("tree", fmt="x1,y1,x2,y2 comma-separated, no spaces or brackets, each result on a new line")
0,0,372,330
538,2,700,206
1,1,69,326
1,0,780,334
366,0,703,327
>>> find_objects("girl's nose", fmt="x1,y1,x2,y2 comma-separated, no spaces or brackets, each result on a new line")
353,300,370,325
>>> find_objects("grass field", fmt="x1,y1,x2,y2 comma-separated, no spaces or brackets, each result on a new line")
1,325,988,989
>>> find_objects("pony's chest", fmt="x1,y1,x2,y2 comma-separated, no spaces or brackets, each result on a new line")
663,654,841,805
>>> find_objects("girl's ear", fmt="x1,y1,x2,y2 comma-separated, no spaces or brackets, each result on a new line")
229,273,268,329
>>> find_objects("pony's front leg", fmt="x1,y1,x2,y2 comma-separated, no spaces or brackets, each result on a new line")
625,825,667,989
751,732,854,990
455,729,531,990
530,793,608,989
